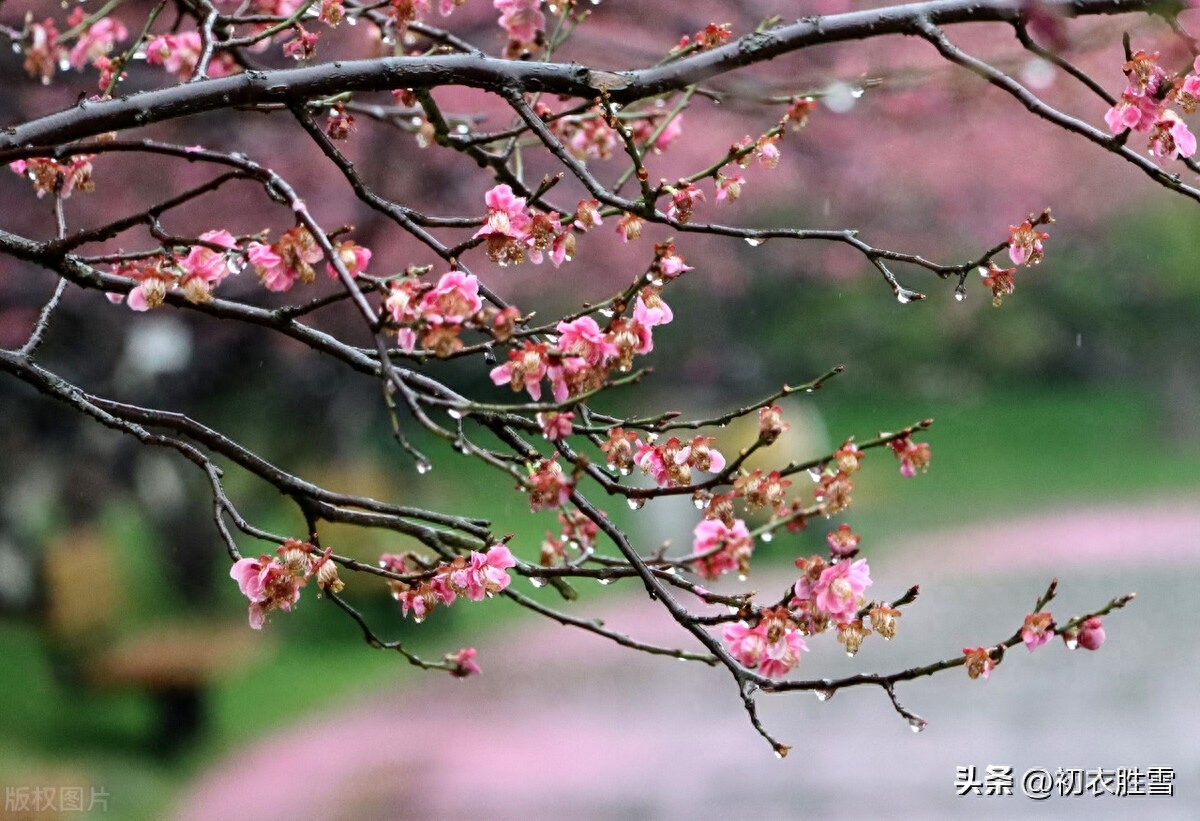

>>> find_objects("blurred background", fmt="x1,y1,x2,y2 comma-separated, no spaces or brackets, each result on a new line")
2,1,1199,818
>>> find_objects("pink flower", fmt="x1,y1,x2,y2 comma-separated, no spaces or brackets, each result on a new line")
283,29,319,61
1021,612,1055,651
1104,92,1162,134
715,172,745,203
889,434,932,476
692,517,753,580
556,316,618,366
447,647,481,678
812,558,872,623
1078,616,1106,651
490,341,549,400
229,543,317,629
963,646,996,680
675,436,725,474
69,17,128,71
420,271,483,324
633,289,673,327
666,183,705,224
247,242,294,292
527,458,573,512
326,240,371,279
826,524,860,559
450,544,517,601
495,0,545,44
722,609,807,677
1149,110,1197,159
655,247,693,280
536,411,574,441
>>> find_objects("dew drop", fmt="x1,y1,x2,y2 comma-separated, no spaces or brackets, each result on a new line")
954,288,966,302
58,57,70,71
598,577,614,585
895,289,916,305
455,124,469,134
11,43,20,54
415,459,433,475
599,308,614,317
447,408,463,420
647,275,664,287
618,466,631,476
774,750,786,760
807,467,822,482
1065,637,1079,650
693,496,707,510
744,237,764,247
814,689,833,702
412,614,425,624
529,576,547,588
347,15,358,25
737,573,748,582
760,531,773,543
226,256,245,274
627,497,645,510
484,347,497,365
908,717,928,733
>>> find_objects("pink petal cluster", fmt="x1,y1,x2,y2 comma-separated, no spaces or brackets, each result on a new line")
10,156,95,199
246,226,328,293
381,545,517,621
636,435,726,488
447,647,481,678
109,230,240,311
1103,50,1198,161
527,458,574,512
229,540,331,629
722,609,808,678
889,434,931,477
67,12,128,71
146,31,236,80
810,558,872,623
692,517,753,580
1077,616,1106,651
1021,612,1055,652
495,0,545,47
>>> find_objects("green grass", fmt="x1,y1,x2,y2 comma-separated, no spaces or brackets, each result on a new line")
2,384,1197,817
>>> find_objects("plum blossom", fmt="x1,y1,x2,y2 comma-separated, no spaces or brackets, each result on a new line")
527,458,573,512
1008,219,1049,266
447,647,481,677
963,646,996,679
495,0,545,52
722,608,808,678
179,230,239,303
692,517,753,580
490,341,549,400
450,544,517,601
812,558,872,623
326,240,371,278
1148,110,1197,160
536,411,574,441
666,183,705,223
1077,616,1106,650
981,263,1017,307
420,271,483,324
889,434,931,477
556,316,618,366
474,184,533,265
229,540,329,629
617,213,644,243
10,156,95,199
825,524,860,559
146,31,235,79
1022,612,1055,651
68,15,128,71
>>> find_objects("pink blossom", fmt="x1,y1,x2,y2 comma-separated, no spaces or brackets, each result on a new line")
692,517,753,580
229,553,305,629
654,114,683,152
656,249,693,279
812,558,872,623
826,524,860,559
420,271,483,323
527,458,573,512
1078,616,1106,651
666,183,705,223
283,29,319,61
326,240,371,278
722,621,767,668
247,242,294,292
546,356,591,403
556,316,618,366
633,291,672,327
1021,612,1055,652
495,0,545,44
1104,93,1161,134
450,544,517,601
490,341,549,400
69,17,128,70
715,173,745,203
447,647,481,678
759,625,807,678
1149,111,1197,159
964,646,996,679
536,411,574,441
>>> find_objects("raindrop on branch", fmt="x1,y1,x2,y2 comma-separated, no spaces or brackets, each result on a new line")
908,717,928,733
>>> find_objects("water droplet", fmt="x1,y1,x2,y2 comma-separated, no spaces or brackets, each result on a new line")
773,749,786,760
347,15,357,25
529,576,547,588
598,577,614,585
415,459,433,475
814,689,833,702
760,531,773,543
744,237,764,247
895,288,917,305
646,433,659,443
1065,637,1079,650
447,408,463,420
484,347,497,365
11,43,20,54
647,275,663,287
599,308,614,317
58,57,70,71
226,256,245,274
737,573,747,582
693,496,707,510
908,717,928,733
618,466,631,476
455,124,469,135
954,282,966,302
807,467,822,482
413,614,425,624
627,497,645,510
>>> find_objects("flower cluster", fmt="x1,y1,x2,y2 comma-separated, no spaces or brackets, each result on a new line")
108,230,239,310
473,185,600,268
1021,611,1055,651
384,269,516,357
963,646,997,680
889,433,931,477
146,31,237,80
692,516,754,580
379,544,517,621
490,287,674,403
230,539,340,629
526,458,574,512
1104,50,1199,160
635,435,727,488
495,0,545,58
9,156,95,199
723,607,809,678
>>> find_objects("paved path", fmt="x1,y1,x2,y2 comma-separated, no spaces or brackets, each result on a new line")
176,500,1200,820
